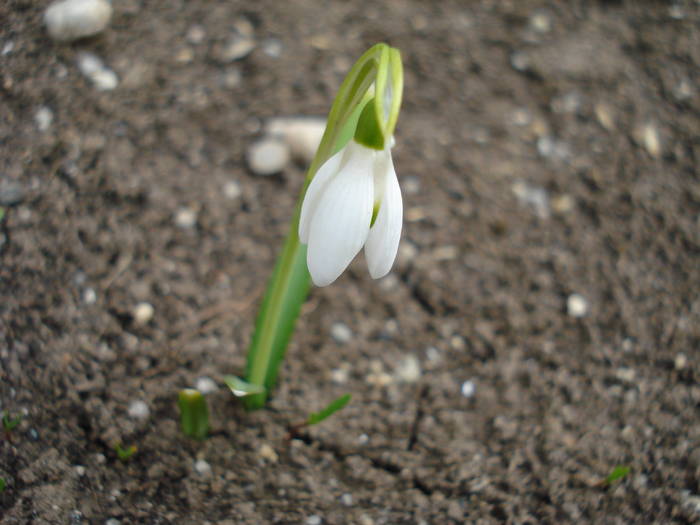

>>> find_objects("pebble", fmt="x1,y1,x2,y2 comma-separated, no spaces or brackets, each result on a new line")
330,323,352,344
174,207,197,228
0,178,26,206
132,302,154,325
196,376,218,394
223,180,242,199
567,294,588,318
330,366,349,384
105,520,120,525
127,400,150,420
461,380,476,398
402,175,420,195
512,180,550,219
594,103,615,130
35,106,54,131
340,493,353,506
529,11,552,33
306,516,322,525
194,459,212,476
266,117,325,164
262,38,282,58
551,194,574,214
186,25,206,45
640,122,661,158
77,52,118,91
551,91,581,114
258,443,278,463
221,67,242,89
220,35,255,62
2,41,14,55
616,367,636,383
394,355,421,383
83,287,97,304
74,465,86,476
537,136,570,162
44,0,112,42
246,138,290,175
510,51,530,72
674,353,687,371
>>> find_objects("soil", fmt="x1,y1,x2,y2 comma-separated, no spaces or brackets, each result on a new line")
1,1,699,523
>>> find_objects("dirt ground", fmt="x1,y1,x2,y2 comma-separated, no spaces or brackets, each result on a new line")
1,0,699,523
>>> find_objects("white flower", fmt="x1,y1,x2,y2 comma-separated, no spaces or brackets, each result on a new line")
299,139,403,286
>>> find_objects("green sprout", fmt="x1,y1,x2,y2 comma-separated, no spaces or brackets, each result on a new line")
288,394,351,438
114,443,137,461
178,389,210,440
602,465,631,486
1,411,22,432
0,477,6,492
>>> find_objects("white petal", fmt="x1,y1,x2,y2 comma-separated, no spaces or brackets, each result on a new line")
306,147,374,286
298,146,344,244
365,149,402,279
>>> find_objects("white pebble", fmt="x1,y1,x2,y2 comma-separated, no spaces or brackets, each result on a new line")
77,52,118,91
83,287,97,304
615,367,636,383
2,41,14,56
105,519,120,525
674,353,687,371
194,459,212,476
395,355,421,383
174,207,197,228
641,123,661,158
330,323,352,344
127,400,150,420
266,117,326,164
461,380,476,398
132,302,154,325
246,138,290,175
74,465,86,476
530,11,552,33
567,294,588,318
258,443,278,463
306,516,322,525
195,376,218,394
44,0,112,42
35,106,54,131
331,367,349,384
221,36,255,62
512,181,550,219
340,493,353,506
510,51,530,72
223,180,242,199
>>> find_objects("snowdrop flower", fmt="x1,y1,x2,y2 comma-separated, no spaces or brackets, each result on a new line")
299,139,402,286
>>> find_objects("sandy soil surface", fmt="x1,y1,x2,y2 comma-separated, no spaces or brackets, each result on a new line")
1,1,699,523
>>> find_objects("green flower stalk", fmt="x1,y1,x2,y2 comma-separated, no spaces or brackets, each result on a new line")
242,43,404,409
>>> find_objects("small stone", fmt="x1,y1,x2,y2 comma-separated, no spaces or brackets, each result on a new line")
669,5,685,20
674,353,687,371
127,400,150,420
552,194,574,214
105,520,120,525
132,302,154,325
44,0,112,42
432,245,458,261
510,51,530,72
75,465,86,476
529,11,552,33
331,366,349,384
641,122,661,158
402,175,420,195
395,355,421,383
567,294,588,318
194,459,212,476
511,108,531,126
83,287,97,305
174,207,197,228
330,323,352,344
246,138,290,175
673,79,693,101
306,516,322,525
512,181,550,219
537,136,570,162
616,367,636,383
223,180,242,199
186,25,206,45
262,38,282,58
2,41,14,55
340,493,353,506
551,91,581,114
221,68,242,89
77,52,118,91
0,178,26,206
450,335,466,351
426,346,441,363
196,377,218,394
220,36,255,62
461,380,476,398
595,103,615,130
35,106,54,131
258,443,278,463
266,117,326,165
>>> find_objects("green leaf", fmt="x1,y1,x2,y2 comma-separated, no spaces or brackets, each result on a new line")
178,388,210,440
114,443,137,461
0,207,5,221
604,465,631,485
223,375,265,397
1,412,22,431
0,477,6,492
307,394,351,426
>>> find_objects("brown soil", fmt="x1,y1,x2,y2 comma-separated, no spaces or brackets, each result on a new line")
1,1,699,523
